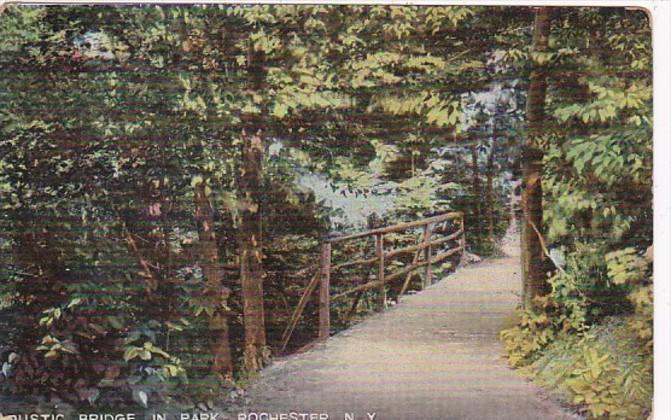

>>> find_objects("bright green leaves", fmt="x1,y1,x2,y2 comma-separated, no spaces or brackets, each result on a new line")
272,88,353,119
562,133,649,187
527,320,652,419
553,80,651,125
404,55,447,71
370,93,427,115
250,28,282,54
494,48,528,65
563,339,645,418
349,52,403,88
177,76,208,119
367,140,401,176
368,93,462,129
604,246,653,347
500,304,557,368
425,100,462,128
330,157,374,190
38,307,63,328
394,176,445,218
123,341,170,362
529,51,554,65
605,248,648,286
271,102,289,119
605,17,651,71
422,6,475,33
0,5,48,56
190,175,206,189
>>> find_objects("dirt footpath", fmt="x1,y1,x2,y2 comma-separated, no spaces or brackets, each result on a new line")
233,236,577,420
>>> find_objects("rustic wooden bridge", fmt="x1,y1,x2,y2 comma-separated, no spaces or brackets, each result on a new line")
280,212,466,352
235,221,575,420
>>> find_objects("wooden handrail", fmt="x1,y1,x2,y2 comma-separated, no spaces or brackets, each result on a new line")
329,228,463,270
331,246,464,302
280,211,466,351
319,211,465,341
326,211,463,243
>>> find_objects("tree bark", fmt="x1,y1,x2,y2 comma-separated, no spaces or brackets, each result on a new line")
194,181,233,382
522,7,552,308
239,129,267,372
239,42,268,372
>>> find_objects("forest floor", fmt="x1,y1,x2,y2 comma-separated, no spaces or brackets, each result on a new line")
226,229,580,420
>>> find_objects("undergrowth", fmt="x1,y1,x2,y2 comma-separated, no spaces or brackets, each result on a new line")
532,318,652,419
501,247,653,419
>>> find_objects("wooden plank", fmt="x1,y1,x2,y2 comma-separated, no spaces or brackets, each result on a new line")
333,247,464,302
399,244,423,297
344,291,364,323
327,211,463,243
376,233,386,309
385,259,431,284
331,256,378,271
279,271,320,352
384,242,423,260
384,229,462,259
385,246,463,284
443,228,463,243
431,246,463,266
332,279,384,301
460,215,466,257
319,242,332,341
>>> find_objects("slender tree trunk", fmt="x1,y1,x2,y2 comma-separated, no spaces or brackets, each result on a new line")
470,143,482,239
486,142,496,244
194,181,233,382
522,7,552,308
239,129,267,372
239,43,267,372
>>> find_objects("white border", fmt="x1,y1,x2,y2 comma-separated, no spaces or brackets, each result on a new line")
0,1,669,418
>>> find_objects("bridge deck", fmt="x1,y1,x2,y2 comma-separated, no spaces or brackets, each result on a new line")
234,234,575,420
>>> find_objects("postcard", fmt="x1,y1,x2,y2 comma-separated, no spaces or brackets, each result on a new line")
0,2,665,419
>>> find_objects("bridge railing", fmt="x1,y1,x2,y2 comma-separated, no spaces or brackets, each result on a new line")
280,211,465,352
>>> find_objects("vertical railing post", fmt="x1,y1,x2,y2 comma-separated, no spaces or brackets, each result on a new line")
460,214,466,257
319,242,331,341
375,233,386,309
423,224,432,288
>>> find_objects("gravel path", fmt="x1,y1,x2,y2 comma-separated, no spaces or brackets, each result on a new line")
234,231,576,420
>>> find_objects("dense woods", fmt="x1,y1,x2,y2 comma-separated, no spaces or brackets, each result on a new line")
0,5,652,418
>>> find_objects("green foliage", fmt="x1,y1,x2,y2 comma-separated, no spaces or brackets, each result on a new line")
605,248,648,286
500,298,558,368
605,248,653,348
0,4,652,412
500,8,652,417
531,319,652,419
393,176,449,219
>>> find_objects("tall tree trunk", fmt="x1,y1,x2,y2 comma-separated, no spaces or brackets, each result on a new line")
470,143,482,239
194,181,233,382
522,7,552,308
486,142,496,244
239,43,267,372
